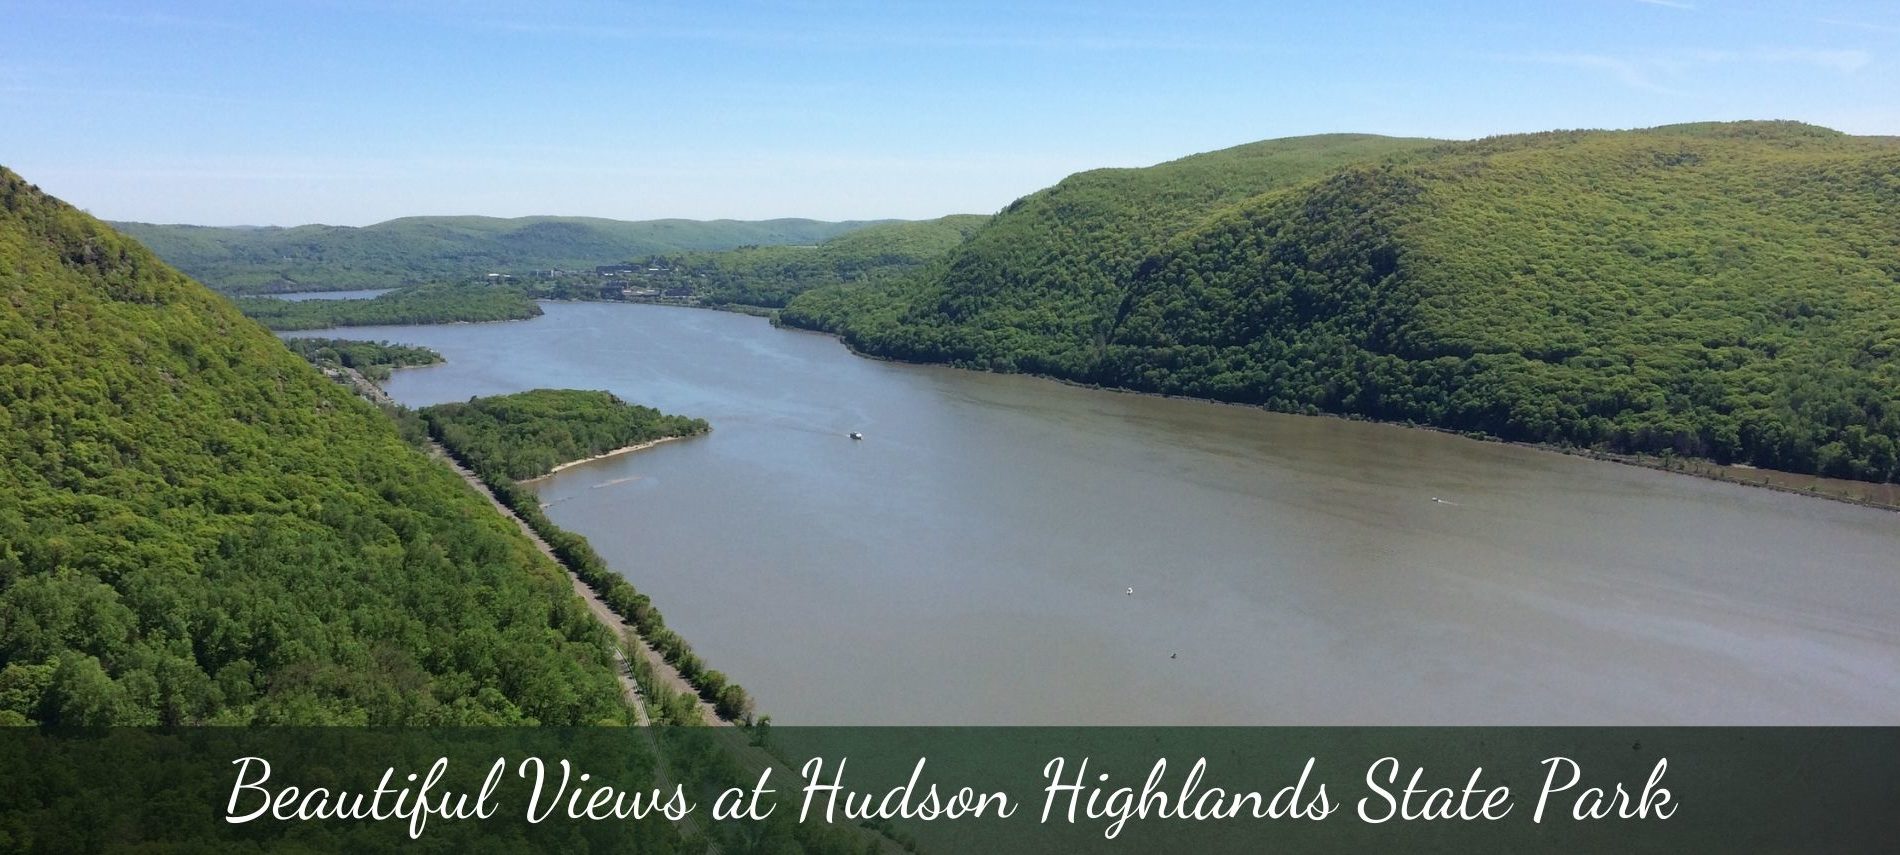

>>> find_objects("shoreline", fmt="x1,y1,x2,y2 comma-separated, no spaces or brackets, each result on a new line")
523,435,687,482
315,364,731,726
425,436,731,730
766,311,1900,514
357,298,1898,513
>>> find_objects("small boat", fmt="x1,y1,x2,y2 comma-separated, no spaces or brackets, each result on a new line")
849,432,864,440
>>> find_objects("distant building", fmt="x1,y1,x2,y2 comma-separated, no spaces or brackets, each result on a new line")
595,264,639,277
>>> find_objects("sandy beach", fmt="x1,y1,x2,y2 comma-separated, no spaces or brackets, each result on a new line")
524,435,687,482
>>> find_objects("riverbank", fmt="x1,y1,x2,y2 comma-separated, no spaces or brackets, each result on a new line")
430,436,728,727
342,299,1900,724
323,364,735,726
367,299,1897,512
1568,450,1900,512
768,313,1900,514
525,435,685,481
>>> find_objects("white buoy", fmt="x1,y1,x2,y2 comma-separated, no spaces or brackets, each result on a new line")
1125,587,1135,596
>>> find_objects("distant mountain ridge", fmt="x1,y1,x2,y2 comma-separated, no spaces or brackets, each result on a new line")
782,122,1900,483
113,214,896,293
629,214,991,308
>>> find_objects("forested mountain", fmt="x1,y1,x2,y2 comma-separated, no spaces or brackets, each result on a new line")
627,214,989,307
780,134,1436,344
114,214,894,293
783,122,1900,483
0,167,630,724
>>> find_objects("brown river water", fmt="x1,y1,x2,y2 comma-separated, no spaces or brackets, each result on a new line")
294,302,1900,724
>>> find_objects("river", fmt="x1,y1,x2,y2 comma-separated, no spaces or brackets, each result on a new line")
293,302,1900,724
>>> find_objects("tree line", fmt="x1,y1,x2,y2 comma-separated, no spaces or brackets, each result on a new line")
283,337,443,382
1,168,631,725
420,390,753,722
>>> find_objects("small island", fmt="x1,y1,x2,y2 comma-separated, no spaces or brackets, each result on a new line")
235,282,542,330
421,389,710,483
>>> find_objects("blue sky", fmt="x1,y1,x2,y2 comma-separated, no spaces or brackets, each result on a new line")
3,0,1895,225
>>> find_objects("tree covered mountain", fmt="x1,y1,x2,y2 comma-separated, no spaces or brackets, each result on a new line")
114,214,895,293
628,214,990,308
0,167,631,724
783,122,1900,483
780,133,1437,345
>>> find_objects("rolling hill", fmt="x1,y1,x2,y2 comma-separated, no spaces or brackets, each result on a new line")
779,133,1438,347
113,214,894,293
618,214,990,307
783,122,1900,482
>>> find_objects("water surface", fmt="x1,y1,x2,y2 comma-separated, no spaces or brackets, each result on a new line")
302,303,1900,724
267,288,394,301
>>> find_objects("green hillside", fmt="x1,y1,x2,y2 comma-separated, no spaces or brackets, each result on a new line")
618,214,988,307
114,214,895,293
779,133,1438,348
785,123,1900,482
0,167,630,724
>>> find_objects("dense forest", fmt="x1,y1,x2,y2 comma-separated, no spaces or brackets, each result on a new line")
420,392,752,721
780,134,1433,340
784,123,1900,483
282,337,442,383
421,389,710,481
116,215,891,293
619,215,989,307
232,282,542,330
0,167,632,725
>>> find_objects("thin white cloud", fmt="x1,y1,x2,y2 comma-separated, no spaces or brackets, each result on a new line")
0,84,272,107
1510,44,1873,95
1816,18,1900,35
45,7,252,32
477,18,1253,53
1682,48,1872,73
1635,0,1697,10
1514,53,1685,95
1752,48,1872,73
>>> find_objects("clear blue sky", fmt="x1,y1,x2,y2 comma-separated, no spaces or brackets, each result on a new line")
3,0,1895,225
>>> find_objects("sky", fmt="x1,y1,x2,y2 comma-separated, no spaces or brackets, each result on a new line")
2,0,1896,226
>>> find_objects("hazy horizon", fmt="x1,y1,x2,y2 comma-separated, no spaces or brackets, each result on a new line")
5,0,1897,226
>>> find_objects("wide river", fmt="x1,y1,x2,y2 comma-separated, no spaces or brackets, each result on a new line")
302,302,1900,724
